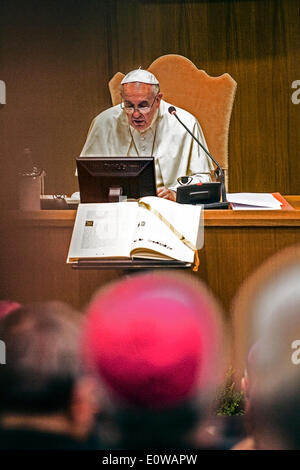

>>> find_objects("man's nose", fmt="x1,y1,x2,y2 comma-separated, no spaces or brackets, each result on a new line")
132,107,142,117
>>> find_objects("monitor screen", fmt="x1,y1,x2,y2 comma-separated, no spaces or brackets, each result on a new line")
76,156,157,203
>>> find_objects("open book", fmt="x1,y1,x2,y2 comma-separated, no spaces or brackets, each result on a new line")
67,197,203,265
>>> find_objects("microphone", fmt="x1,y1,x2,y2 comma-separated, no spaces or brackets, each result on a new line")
168,106,229,209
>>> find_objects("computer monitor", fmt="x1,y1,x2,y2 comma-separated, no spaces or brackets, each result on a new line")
76,156,157,203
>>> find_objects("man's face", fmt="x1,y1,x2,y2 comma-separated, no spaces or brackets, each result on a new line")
121,82,162,132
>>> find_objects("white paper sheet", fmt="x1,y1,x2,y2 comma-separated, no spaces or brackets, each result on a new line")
227,193,282,210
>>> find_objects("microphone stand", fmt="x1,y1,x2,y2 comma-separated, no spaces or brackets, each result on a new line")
169,108,229,209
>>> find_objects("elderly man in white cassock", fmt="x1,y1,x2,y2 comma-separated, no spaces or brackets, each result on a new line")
80,69,214,201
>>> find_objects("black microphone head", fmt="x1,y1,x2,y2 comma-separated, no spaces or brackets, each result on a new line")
168,106,176,115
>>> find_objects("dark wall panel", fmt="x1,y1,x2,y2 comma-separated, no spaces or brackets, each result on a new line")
0,0,111,207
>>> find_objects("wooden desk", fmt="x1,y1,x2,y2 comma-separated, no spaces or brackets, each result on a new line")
1,196,300,316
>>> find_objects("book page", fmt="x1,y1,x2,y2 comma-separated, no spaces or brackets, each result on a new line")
67,202,138,261
130,197,203,263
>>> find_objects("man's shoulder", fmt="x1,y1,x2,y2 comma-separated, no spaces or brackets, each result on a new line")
92,104,123,125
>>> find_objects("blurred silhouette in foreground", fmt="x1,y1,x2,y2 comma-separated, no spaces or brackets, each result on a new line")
82,271,229,449
0,301,100,449
232,245,300,450
0,300,21,319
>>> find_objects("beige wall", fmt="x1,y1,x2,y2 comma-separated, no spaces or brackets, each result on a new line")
0,0,299,210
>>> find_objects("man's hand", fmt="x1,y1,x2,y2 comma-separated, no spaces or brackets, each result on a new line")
157,187,176,201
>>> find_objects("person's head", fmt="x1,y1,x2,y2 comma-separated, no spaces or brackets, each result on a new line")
120,69,162,132
234,246,300,449
250,264,300,449
82,271,227,448
0,301,98,441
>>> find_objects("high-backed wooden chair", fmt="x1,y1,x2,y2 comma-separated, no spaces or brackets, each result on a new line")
109,54,237,186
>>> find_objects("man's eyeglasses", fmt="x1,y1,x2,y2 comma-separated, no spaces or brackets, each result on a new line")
121,95,158,114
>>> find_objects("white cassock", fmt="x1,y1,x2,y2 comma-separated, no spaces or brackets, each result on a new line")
80,99,214,190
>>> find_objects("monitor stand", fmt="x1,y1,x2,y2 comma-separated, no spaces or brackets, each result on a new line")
108,186,123,203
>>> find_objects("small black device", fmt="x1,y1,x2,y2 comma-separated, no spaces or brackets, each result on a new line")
76,156,157,203
176,182,221,205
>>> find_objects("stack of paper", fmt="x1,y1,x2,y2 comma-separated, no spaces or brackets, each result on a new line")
227,193,282,210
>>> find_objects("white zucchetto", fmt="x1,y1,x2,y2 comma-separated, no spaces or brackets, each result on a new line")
121,69,159,85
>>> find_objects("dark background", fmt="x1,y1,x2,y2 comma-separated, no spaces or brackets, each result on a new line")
0,0,299,209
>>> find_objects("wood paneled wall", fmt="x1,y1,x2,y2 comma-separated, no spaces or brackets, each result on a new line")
0,0,299,209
